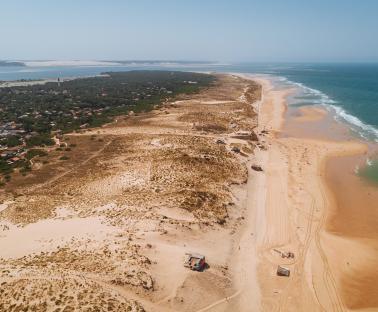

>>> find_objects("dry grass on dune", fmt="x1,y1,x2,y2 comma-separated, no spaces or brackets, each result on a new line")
0,74,261,311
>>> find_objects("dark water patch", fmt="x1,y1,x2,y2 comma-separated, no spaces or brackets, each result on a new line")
358,158,378,185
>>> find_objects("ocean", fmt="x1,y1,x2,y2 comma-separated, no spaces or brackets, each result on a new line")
1,62,378,183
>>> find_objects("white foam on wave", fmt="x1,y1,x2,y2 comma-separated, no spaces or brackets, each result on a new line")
329,105,378,142
274,76,336,105
274,75,378,143
290,81,337,105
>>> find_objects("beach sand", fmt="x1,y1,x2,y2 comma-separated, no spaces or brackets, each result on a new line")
325,155,378,310
1,73,377,311
237,74,376,312
283,103,378,311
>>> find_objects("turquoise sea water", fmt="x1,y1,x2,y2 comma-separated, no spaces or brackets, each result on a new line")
1,62,378,182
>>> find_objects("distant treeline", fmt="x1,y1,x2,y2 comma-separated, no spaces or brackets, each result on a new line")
0,70,215,137
0,61,26,67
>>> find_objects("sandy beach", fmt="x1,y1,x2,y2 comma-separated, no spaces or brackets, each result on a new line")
248,75,378,312
1,73,377,311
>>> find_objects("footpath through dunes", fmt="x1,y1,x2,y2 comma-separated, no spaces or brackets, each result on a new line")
0,74,262,311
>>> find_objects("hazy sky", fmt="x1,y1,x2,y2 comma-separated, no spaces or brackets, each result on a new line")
1,0,377,62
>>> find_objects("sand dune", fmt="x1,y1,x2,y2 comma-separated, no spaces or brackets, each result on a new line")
0,74,261,311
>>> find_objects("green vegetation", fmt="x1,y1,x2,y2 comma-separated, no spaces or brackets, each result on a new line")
26,134,55,147
0,70,215,181
0,70,214,136
0,159,13,175
1,135,22,147
19,165,32,174
26,149,48,160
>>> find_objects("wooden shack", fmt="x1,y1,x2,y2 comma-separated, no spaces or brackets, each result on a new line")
277,265,290,277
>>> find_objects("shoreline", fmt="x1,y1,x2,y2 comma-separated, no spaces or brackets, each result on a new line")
324,155,378,310
249,73,377,311
284,88,378,309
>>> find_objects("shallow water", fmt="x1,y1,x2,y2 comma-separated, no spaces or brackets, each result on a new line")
358,158,378,185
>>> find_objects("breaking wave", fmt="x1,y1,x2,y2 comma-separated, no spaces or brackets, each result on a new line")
329,105,378,142
276,76,378,142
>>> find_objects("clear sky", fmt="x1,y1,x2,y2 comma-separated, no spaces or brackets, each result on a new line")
1,0,377,62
